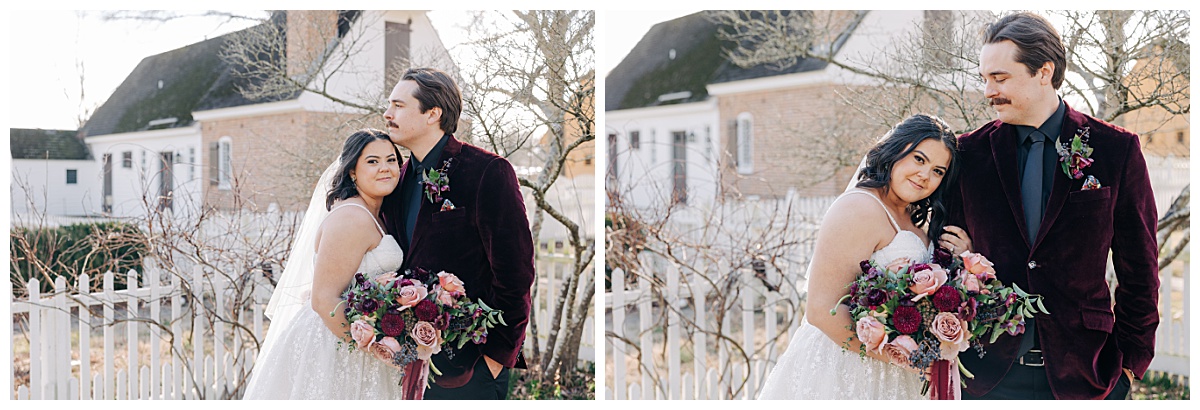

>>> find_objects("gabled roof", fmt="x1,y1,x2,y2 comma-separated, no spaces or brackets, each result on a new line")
9,128,90,160
81,12,361,138
606,11,860,112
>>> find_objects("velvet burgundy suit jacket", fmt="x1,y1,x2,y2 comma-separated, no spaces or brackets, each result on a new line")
381,135,535,388
945,103,1159,399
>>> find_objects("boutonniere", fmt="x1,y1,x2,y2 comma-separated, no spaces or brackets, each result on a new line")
1055,126,1094,180
422,158,453,205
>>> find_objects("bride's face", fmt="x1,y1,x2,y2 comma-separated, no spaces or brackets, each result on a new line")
351,139,401,199
888,138,951,204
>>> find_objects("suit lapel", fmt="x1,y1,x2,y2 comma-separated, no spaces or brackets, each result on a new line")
408,135,465,255
395,156,415,251
990,123,1032,249
1033,105,1087,249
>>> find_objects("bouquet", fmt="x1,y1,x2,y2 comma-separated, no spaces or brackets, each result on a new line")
834,247,1050,399
336,267,505,399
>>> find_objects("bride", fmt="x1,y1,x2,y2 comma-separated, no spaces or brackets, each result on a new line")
244,129,406,399
758,114,972,399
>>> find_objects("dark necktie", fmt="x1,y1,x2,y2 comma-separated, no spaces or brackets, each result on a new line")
1017,130,1045,358
1021,132,1045,244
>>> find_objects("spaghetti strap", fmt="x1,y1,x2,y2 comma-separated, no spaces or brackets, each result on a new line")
330,203,387,237
840,189,902,233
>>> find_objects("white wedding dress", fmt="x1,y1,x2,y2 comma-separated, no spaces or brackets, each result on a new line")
244,203,406,399
758,189,931,400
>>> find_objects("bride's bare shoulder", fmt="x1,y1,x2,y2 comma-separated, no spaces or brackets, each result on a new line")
821,192,892,239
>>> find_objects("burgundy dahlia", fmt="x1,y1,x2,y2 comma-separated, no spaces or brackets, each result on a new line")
932,285,961,312
414,299,439,322
381,313,406,337
893,305,922,334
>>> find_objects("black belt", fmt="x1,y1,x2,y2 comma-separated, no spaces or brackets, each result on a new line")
1017,349,1044,367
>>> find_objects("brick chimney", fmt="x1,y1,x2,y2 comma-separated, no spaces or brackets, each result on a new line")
287,11,339,79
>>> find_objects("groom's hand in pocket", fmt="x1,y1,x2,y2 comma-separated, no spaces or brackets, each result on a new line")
484,355,504,379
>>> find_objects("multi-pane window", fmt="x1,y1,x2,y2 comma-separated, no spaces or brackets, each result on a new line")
736,113,754,174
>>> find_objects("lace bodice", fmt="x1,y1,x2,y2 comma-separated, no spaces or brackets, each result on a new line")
357,236,404,277
869,230,933,267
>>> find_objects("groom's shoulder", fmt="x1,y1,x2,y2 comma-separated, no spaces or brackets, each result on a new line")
1078,112,1139,140
955,119,1004,151
459,141,514,169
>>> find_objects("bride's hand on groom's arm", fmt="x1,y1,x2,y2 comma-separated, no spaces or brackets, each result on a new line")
939,225,973,254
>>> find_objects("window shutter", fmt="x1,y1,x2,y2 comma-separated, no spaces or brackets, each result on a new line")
209,142,219,185
727,119,738,169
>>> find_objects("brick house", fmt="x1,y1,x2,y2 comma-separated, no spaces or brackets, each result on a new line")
79,10,454,219
606,11,957,210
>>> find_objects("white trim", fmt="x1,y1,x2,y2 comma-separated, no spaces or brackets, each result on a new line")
606,99,717,121
83,123,201,144
192,99,305,122
707,68,831,96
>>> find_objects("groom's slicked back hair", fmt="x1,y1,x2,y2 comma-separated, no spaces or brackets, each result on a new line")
983,12,1067,89
401,67,462,134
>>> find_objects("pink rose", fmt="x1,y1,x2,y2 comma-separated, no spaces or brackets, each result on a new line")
395,285,428,310
368,336,402,365
930,312,970,359
855,316,888,354
411,321,443,361
881,335,919,367
960,252,996,280
959,271,982,293
884,257,912,273
373,271,400,287
909,264,948,301
435,287,459,308
437,271,465,294
350,319,376,350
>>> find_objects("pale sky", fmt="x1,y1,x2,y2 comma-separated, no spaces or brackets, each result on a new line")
5,10,479,131
603,10,700,77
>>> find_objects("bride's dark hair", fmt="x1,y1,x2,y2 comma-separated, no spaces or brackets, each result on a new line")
326,128,400,210
854,114,959,243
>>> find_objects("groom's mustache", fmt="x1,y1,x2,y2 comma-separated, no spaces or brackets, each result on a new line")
386,121,398,128
989,97,1012,106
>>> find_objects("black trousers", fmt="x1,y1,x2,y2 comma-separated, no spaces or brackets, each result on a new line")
963,363,1130,400
424,357,510,400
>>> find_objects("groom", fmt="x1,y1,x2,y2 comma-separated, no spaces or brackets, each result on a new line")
381,67,535,399
945,12,1159,399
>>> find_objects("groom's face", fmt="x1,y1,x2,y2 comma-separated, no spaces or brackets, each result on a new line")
978,40,1054,126
384,80,440,149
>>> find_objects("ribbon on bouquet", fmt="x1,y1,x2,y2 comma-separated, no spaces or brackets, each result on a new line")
401,359,430,400
928,359,962,400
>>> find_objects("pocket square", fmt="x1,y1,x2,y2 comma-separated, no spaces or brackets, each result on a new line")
440,199,457,211
1082,175,1102,190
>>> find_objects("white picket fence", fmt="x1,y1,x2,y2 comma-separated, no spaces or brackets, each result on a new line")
11,251,592,400
11,265,268,400
604,254,1190,400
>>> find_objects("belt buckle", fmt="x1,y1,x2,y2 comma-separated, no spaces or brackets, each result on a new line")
1019,349,1044,367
